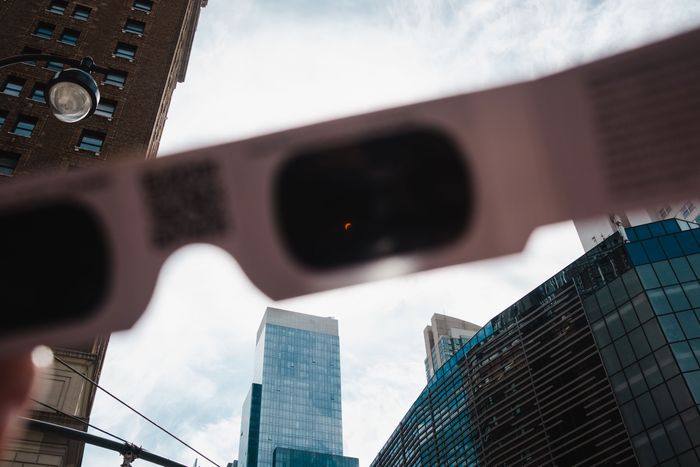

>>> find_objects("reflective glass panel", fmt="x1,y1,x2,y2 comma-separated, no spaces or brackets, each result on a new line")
627,243,649,264
640,354,663,388
659,315,685,342
650,223,667,237
660,236,683,258
629,326,651,359
643,320,666,351
636,392,661,428
676,310,700,339
625,363,647,396
637,264,661,289
643,239,666,262
622,269,643,297
671,342,699,372
605,311,625,340
685,370,700,403
619,302,640,332
670,257,695,282
665,285,690,311
633,294,654,323
652,261,678,286
656,346,680,380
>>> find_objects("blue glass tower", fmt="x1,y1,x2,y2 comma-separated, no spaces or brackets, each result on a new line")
238,307,358,467
373,219,700,466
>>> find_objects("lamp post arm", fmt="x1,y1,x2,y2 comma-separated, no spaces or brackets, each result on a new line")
19,417,189,467
0,54,110,75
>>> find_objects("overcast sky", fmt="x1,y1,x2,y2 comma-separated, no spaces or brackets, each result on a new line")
83,1,700,466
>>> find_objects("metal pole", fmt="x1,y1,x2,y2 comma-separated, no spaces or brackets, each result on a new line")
19,417,189,467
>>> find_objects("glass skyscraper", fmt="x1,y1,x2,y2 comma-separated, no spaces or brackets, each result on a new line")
423,313,480,381
373,219,700,466
238,307,358,467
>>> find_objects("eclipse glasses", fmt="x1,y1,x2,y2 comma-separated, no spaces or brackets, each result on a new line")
1,26,699,353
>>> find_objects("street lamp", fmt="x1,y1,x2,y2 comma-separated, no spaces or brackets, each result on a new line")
0,54,106,123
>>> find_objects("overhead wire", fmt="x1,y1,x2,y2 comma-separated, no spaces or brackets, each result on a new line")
29,397,130,444
53,355,222,467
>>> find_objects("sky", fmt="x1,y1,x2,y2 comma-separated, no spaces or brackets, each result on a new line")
82,1,700,466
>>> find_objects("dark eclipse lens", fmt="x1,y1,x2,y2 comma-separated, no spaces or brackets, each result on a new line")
0,201,111,335
276,127,472,269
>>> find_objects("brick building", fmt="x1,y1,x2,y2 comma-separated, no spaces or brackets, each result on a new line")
0,0,206,175
0,0,207,465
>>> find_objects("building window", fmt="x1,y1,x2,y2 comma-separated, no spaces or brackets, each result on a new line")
22,47,41,65
47,0,68,14
658,205,672,219
72,5,91,21
78,130,105,153
46,61,64,72
94,99,116,118
30,84,46,103
59,28,80,45
2,77,25,97
33,22,55,40
681,202,696,219
0,151,21,176
132,0,153,13
113,42,137,61
104,70,127,88
124,19,146,35
11,116,38,138
0,111,6,128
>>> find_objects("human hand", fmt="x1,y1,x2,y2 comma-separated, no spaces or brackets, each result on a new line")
0,353,36,449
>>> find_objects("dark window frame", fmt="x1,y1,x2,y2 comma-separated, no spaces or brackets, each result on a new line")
113,42,137,61
2,77,26,97
94,99,117,119
72,5,92,21
59,28,80,46
104,70,127,88
47,0,68,15
0,150,21,176
11,116,38,138
123,18,146,36
77,130,106,154
33,21,56,40
21,47,41,65
132,0,154,13
29,83,46,103
45,61,64,72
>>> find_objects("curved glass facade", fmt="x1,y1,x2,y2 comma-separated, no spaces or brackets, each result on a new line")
373,220,700,466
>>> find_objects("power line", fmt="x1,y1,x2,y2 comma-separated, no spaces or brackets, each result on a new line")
30,397,129,444
21,417,188,467
54,355,222,467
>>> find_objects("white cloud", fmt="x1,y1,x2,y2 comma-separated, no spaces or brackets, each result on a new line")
82,1,700,466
